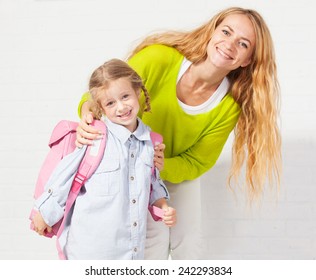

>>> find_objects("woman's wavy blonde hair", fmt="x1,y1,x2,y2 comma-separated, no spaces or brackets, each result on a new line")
129,7,281,201
89,59,151,120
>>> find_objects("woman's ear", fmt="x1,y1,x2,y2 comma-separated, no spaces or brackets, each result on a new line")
241,57,251,68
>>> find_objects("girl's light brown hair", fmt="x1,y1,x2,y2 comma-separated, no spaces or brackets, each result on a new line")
128,7,281,201
89,59,151,120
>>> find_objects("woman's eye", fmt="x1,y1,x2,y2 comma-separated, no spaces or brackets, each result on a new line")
222,29,229,36
122,94,129,100
239,42,248,49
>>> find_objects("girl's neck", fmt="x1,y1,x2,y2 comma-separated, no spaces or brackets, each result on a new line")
127,118,138,133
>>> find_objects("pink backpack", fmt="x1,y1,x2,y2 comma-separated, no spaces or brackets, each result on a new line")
29,119,163,259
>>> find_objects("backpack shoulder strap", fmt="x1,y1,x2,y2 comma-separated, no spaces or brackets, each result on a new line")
72,120,107,193
150,131,163,146
56,120,107,239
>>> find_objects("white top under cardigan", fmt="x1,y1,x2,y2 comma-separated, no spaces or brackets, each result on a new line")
177,58,229,115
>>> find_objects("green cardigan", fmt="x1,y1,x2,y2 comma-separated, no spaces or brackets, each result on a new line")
78,44,240,183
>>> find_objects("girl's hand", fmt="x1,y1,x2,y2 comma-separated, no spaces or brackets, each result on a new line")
75,112,102,148
162,207,177,227
154,143,165,171
32,212,52,236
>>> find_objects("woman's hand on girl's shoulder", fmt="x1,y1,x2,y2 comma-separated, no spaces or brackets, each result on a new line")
75,112,102,147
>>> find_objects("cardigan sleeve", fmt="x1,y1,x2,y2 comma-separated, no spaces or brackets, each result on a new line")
77,92,91,118
160,106,240,183
129,45,241,183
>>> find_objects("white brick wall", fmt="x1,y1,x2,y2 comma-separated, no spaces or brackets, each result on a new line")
1,0,315,260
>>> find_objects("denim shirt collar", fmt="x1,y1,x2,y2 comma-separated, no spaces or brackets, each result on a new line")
104,117,151,144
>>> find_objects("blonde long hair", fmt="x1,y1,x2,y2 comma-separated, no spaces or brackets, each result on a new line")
129,7,281,200
89,59,151,119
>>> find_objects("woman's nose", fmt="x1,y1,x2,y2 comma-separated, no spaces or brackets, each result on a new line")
225,38,234,51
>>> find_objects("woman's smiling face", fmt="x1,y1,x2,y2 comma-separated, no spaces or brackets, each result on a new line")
207,13,256,71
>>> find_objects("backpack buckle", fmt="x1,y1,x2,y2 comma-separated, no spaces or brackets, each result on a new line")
71,173,86,193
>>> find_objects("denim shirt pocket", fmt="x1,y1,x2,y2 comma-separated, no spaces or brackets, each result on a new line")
87,157,120,196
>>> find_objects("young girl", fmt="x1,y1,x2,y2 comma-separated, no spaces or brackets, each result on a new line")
32,59,176,260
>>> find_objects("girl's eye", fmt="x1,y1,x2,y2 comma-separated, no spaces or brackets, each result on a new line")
122,94,129,100
106,101,115,107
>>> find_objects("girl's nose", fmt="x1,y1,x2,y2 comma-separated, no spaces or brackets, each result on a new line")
117,101,125,111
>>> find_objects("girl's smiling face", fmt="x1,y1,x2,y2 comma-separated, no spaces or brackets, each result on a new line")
100,77,140,132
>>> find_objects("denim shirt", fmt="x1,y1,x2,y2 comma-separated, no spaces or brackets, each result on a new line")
35,117,169,259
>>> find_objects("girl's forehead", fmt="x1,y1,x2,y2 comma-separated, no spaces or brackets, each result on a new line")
100,80,136,98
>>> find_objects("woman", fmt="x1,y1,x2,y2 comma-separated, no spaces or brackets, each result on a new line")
76,7,281,259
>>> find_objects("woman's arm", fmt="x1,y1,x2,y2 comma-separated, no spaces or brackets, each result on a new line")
160,106,240,183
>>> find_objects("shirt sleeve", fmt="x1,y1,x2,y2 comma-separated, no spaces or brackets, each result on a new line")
149,168,169,205
35,147,87,226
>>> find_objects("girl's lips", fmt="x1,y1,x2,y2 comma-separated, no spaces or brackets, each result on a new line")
118,109,132,119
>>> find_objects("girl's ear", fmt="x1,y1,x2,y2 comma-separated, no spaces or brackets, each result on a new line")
136,89,141,97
